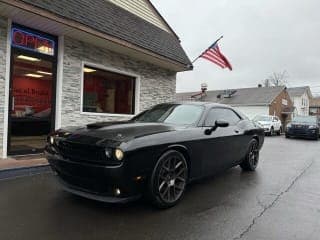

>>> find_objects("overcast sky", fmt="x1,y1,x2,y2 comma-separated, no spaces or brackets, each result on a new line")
152,0,320,95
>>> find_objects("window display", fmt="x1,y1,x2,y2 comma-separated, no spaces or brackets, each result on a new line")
83,66,136,115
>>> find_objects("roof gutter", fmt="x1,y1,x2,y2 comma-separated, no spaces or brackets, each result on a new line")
1,0,192,71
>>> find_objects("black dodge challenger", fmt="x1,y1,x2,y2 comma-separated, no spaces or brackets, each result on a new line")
46,102,264,208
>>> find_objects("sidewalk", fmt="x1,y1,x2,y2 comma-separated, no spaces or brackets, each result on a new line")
0,155,50,179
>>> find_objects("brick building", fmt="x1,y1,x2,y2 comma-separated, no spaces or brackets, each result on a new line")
309,97,320,116
0,0,192,157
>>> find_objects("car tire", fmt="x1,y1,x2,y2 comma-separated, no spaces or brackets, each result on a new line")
277,127,282,136
270,127,275,136
148,150,188,209
240,139,260,171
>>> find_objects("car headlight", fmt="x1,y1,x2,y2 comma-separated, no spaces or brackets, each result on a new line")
309,125,317,129
114,149,124,161
49,136,55,145
286,123,292,129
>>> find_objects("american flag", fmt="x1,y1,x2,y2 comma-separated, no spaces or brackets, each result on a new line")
200,41,232,71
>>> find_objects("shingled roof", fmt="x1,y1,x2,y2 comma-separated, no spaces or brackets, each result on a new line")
18,0,191,67
287,86,312,98
176,86,286,106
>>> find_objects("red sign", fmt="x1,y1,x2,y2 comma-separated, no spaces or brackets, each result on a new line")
11,28,55,56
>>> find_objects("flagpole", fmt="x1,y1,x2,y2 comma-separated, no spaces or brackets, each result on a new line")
191,35,224,64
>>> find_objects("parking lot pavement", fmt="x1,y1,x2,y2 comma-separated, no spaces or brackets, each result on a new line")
0,137,319,240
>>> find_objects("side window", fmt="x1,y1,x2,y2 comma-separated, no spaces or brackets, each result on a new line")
204,108,241,126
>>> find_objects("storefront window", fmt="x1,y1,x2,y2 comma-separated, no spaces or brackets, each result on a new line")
82,66,136,115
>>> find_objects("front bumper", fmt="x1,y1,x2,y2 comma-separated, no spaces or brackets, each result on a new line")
286,128,319,139
263,127,271,133
45,148,143,203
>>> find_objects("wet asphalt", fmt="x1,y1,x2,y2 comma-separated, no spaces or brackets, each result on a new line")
0,136,319,240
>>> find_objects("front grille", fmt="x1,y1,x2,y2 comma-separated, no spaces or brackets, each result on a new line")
58,173,112,194
55,140,107,165
292,124,308,129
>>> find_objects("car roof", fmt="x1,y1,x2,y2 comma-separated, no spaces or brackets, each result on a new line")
168,101,233,109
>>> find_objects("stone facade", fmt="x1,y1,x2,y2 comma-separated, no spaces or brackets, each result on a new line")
60,37,176,127
0,17,8,157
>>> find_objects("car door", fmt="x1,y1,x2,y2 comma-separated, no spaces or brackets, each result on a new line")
201,107,244,176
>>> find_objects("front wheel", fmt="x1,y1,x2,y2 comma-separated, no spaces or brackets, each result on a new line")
270,127,275,136
148,150,188,209
240,139,260,171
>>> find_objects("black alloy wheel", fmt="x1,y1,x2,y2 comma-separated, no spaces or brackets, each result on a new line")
240,139,260,171
149,150,188,208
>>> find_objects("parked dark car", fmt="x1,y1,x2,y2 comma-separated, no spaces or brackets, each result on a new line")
45,102,264,208
285,116,320,140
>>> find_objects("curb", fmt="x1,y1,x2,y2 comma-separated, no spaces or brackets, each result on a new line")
0,164,52,180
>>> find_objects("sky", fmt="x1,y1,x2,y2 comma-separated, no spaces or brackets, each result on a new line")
151,0,320,95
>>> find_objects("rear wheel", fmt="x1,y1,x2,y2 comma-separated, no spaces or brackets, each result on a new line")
240,139,259,171
148,150,188,209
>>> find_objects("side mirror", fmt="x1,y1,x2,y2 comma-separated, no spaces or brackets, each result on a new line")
204,120,229,135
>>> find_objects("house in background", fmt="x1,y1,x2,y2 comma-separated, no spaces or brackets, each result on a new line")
176,86,294,125
288,87,313,116
309,97,320,116
0,0,192,158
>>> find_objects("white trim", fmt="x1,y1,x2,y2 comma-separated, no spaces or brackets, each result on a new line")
80,61,140,117
2,19,12,159
55,35,64,129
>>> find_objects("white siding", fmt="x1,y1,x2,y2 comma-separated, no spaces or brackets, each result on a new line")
293,93,310,116
108,0,171,32
233,106,269,119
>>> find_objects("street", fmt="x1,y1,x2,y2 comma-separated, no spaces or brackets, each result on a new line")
0,137,319,240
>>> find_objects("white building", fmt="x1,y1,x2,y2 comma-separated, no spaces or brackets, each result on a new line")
288,87,313,116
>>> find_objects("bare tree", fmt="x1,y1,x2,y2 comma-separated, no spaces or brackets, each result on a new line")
264,70,289,87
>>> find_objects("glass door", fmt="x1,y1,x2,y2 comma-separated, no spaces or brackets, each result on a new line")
8,50,56,155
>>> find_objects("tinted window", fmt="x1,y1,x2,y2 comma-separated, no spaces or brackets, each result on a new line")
133,104,204,125
204,108,241,126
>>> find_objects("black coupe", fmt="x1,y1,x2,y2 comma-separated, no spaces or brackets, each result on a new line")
46,102,264,208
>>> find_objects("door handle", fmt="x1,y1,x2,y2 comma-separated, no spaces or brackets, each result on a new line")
235,130,239,133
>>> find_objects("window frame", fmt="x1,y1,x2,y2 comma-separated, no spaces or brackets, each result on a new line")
80,62,140,117
202,107,243,127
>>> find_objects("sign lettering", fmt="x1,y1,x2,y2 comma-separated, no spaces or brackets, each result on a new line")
11,28,55,56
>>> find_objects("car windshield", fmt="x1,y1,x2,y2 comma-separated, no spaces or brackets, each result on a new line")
132,104,204,125
292,116,317,124
254,116,272,121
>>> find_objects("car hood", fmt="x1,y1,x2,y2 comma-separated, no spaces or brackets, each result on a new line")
256,121,271,125
60,121,177,145
291,122,316,126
